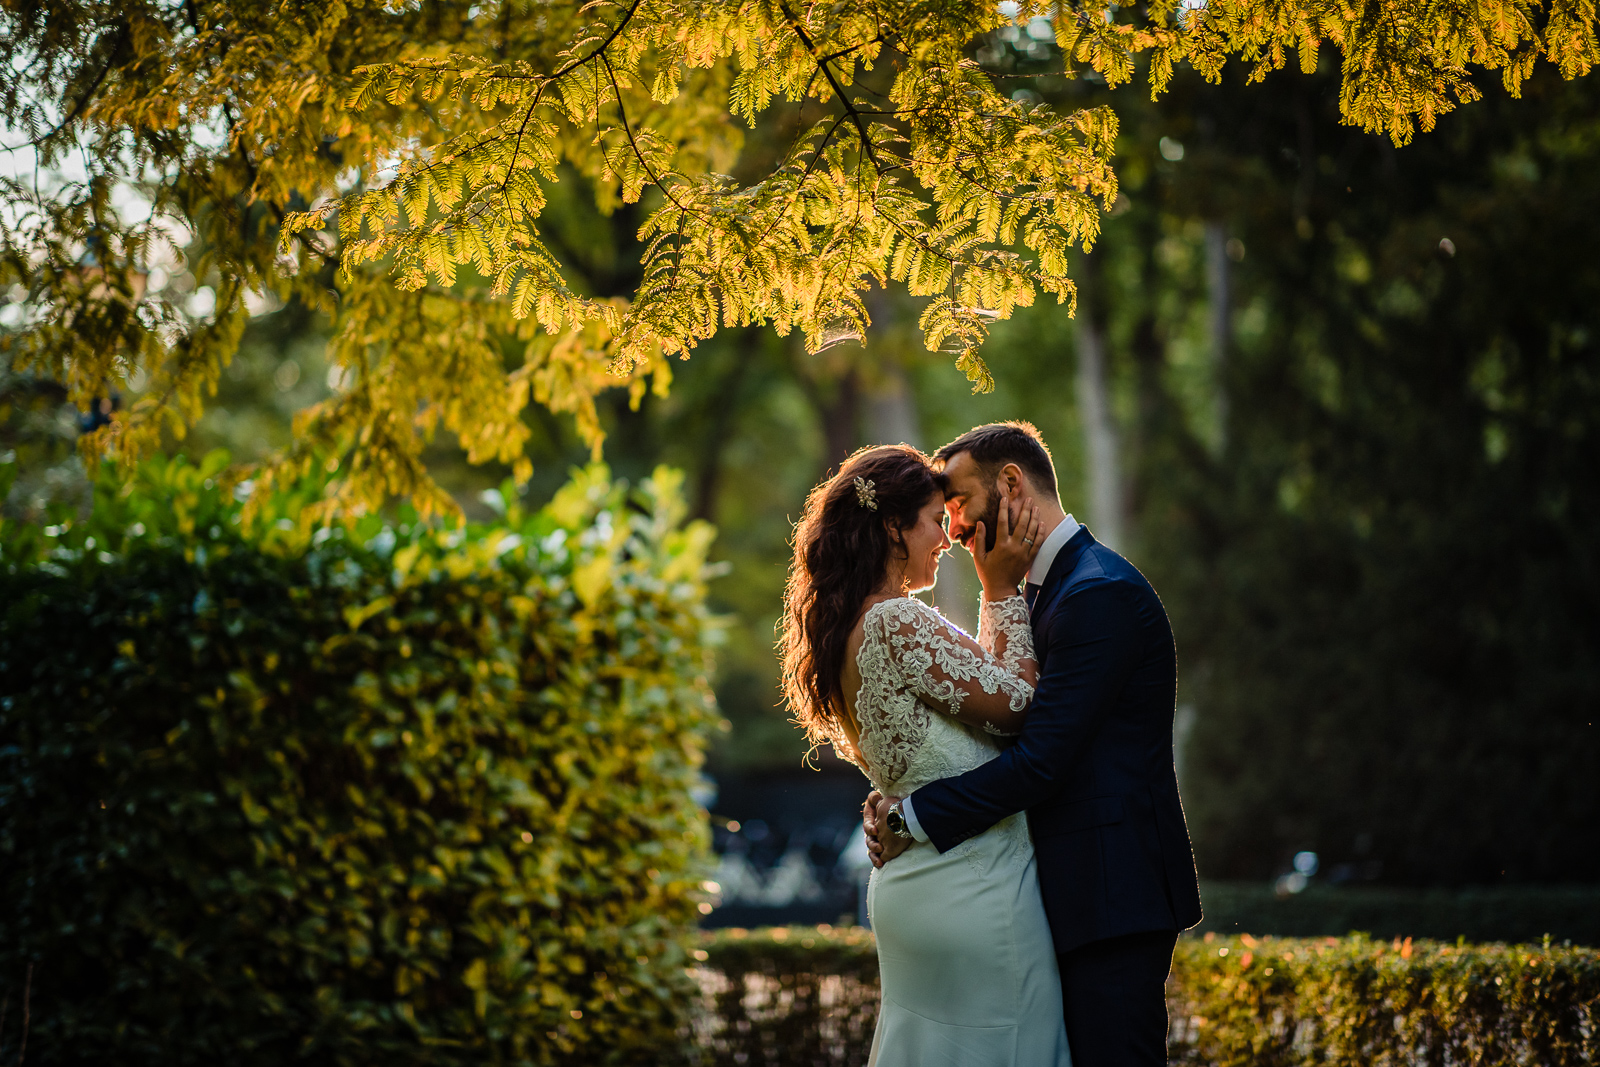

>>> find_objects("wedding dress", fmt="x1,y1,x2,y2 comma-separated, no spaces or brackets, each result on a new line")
842,595,1070,1067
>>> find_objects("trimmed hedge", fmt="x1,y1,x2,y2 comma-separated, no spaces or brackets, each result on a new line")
693,926,1600,1066
1169,933,1600,1065
693,925,879,1066
0,453,721,1066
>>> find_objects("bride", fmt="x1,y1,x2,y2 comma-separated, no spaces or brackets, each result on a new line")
779,444,1070,1066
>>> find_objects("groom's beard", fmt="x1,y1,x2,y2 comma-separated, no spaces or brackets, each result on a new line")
975,489,1001,553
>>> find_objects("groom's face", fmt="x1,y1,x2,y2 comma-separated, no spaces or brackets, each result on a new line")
939,451,1003,554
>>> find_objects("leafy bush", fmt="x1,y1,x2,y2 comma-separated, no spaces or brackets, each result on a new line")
1168,933,1600,1066
0,453,722,1066
692,926,1600,1066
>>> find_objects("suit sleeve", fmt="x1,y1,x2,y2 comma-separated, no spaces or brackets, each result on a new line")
907,579,1141,853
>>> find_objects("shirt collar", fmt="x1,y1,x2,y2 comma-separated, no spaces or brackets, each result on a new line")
1026,513,1080,587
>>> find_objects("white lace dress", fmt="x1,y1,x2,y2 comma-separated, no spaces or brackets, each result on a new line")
844,595,1070,1067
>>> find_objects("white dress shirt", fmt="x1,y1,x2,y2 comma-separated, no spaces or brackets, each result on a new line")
1026,512,1080,589
899,512,1079,843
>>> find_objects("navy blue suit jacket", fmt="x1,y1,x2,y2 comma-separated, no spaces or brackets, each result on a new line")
910,526,1203,955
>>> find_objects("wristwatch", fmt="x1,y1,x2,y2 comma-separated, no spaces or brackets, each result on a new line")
885,800,913,841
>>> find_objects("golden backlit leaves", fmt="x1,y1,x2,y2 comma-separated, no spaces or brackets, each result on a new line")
289,1,1120,401
2,0,1595,517
1059,0,1598,144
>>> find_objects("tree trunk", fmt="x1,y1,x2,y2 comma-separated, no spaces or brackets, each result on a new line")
1074,250,1126,550
1204,220,1231,452
820,367,860,475
790,342,862,479
862,364,920,451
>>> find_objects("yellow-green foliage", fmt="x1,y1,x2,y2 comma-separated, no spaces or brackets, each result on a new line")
5,1,1596,516
0,453,722,1066
694,926,1600,1066
1167,933,1600,1065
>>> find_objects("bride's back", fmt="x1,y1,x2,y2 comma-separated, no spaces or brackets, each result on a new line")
838,592,901,728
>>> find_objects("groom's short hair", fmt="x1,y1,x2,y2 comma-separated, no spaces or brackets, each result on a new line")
933,421,1058,497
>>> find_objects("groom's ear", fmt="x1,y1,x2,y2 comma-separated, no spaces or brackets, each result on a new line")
997,462,1025,498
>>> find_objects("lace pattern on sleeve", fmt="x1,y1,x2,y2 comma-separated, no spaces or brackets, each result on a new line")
881,597,1031,735
852,598,1034,791
977,594,1035,678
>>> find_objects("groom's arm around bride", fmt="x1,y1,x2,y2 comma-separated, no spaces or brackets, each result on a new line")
910,549,1201,931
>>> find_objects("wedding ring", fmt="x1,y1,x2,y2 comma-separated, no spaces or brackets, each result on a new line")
1022,537,1034,546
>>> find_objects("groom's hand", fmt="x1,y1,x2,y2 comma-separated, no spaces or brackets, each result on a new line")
973,497,1043,599
862,790,884,865
869,793,912,867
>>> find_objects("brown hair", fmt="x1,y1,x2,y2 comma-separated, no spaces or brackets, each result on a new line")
779,445,942,751
932,420,1058,496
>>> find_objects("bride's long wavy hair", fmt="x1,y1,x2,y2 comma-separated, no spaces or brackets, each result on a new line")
780,445,942,751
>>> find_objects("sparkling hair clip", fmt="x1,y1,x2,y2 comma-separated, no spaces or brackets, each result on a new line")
853,476,878,511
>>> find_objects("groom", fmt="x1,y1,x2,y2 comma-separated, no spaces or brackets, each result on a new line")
865,421,1202,1067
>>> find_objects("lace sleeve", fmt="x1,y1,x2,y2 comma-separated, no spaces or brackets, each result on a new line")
877,597,1034,737
977,594,1036,678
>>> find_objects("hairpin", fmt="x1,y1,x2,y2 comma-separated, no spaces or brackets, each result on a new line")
854,476,878,511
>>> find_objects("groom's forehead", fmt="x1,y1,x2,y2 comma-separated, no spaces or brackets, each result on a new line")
937,451,983,490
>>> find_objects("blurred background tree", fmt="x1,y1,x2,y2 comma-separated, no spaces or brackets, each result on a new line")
1119,65,1600,888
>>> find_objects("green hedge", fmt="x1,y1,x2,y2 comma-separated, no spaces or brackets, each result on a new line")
694,926,879,1066
0,453,722,1066
1169,934,1600,1065
692,927,1600,1066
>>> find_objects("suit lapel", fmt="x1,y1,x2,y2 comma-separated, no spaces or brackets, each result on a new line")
1030,526,1096,650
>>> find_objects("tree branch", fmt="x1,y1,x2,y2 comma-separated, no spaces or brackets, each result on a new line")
552,0,647,81
502,0,645,194
777,2,884,176
20,35,123,150
820,35,883,65
599,54,699,220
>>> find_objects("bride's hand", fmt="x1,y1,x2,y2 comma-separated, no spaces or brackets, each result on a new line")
973,497,1043,599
